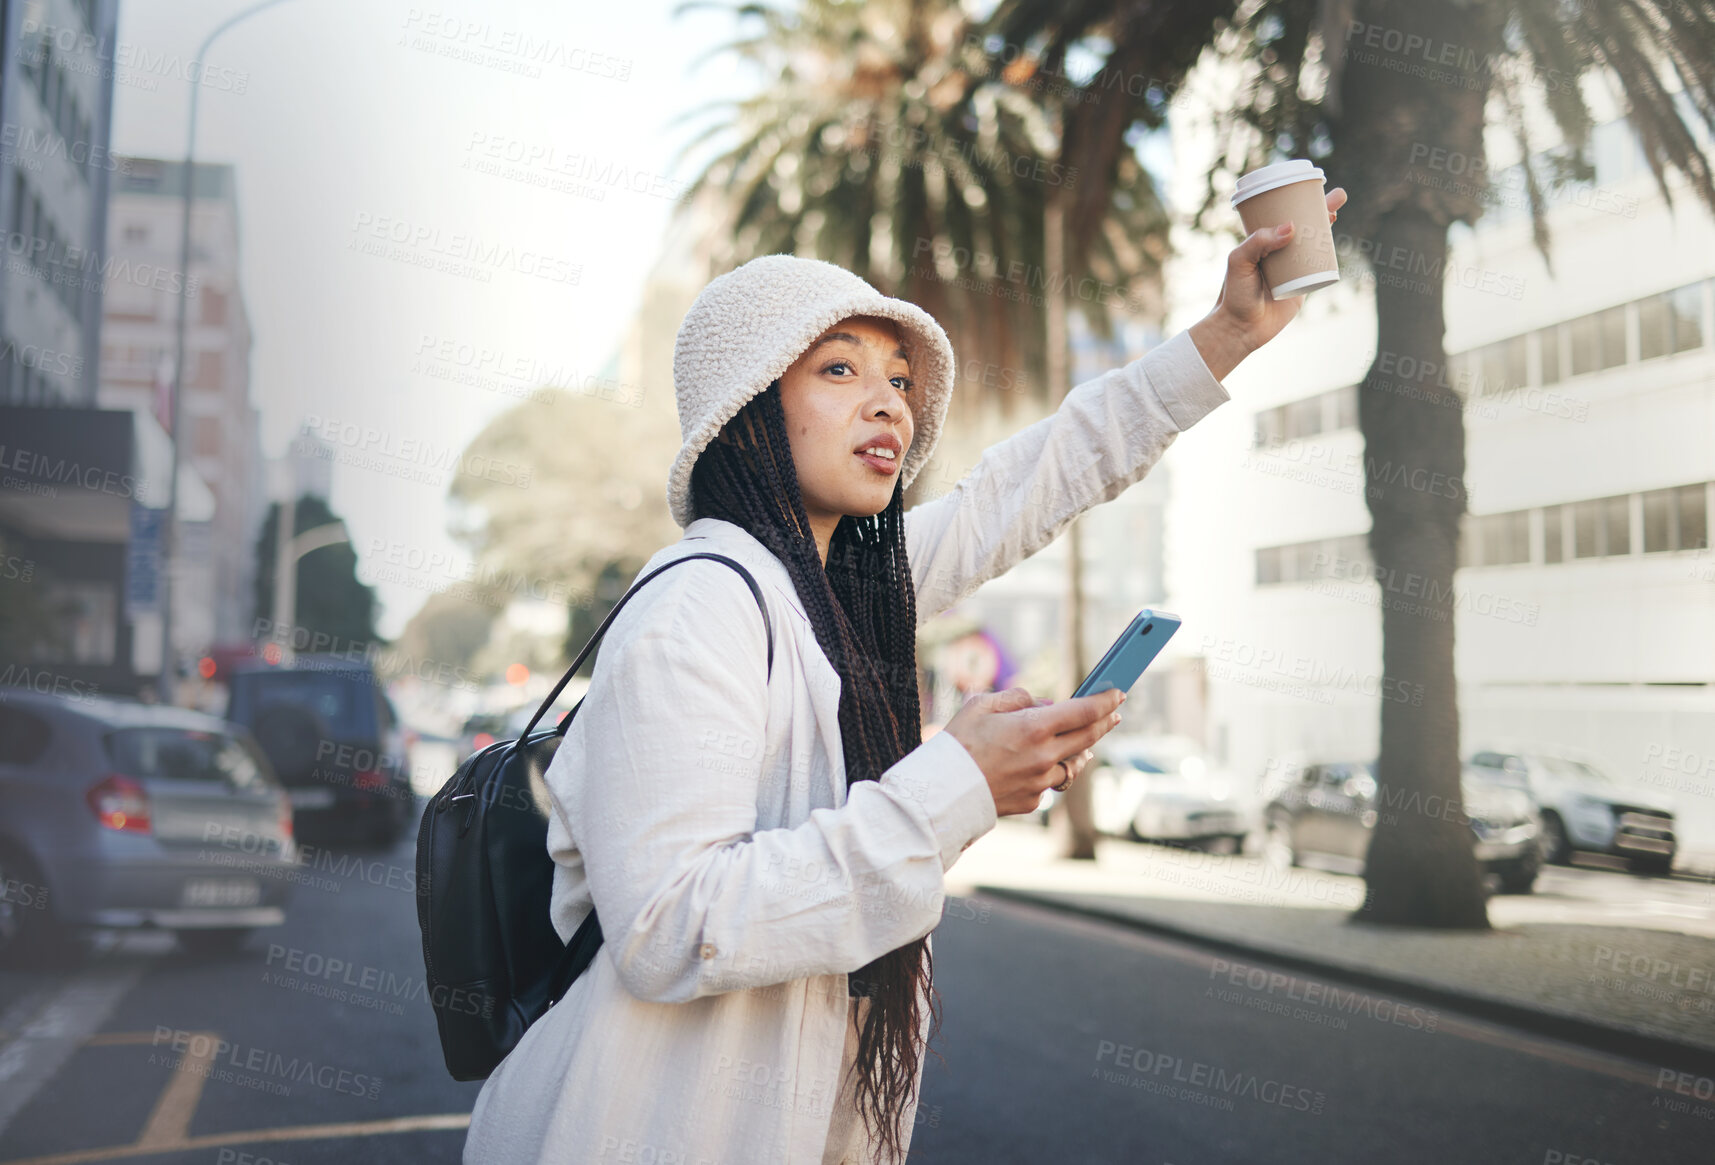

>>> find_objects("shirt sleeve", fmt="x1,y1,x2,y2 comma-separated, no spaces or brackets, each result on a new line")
569,561,998,1004
905,328,1229,627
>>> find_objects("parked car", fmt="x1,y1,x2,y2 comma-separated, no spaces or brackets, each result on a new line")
0,690,296,960
1468,750,1676,874
1043,735,1245,851
225,656,414,846
1260,759,1543,893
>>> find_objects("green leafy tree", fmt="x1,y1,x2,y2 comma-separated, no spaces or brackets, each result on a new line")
253,494,381,653
983,0,1715,925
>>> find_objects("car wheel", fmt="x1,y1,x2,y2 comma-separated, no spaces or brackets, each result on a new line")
1538,813,1571,865
1263,816,1297,870
177,927,254,957
1496,864,1538,894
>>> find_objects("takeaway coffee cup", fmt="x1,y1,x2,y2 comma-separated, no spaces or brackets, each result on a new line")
1230,160,1339,298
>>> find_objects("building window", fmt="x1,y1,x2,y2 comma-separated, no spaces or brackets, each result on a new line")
1538,326,1561,385
1568,304,1629,376
1330,384,1358,431
1474,510,1531,566
1572,494,1630,557
1642,484,1709,552
1475,336,1528,397
201,289,229,327
123,224,148,244
1256,533,1371,587
1637,284,1704,361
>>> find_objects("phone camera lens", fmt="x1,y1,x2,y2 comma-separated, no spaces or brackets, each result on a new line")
1142,623,1154,634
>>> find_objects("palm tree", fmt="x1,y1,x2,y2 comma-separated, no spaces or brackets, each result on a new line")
983,0,1715,925
671,0,1170,448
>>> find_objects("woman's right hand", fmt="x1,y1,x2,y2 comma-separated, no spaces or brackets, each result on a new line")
941,686,1127,816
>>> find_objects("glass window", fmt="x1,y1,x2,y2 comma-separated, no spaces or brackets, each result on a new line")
1479,511,1530,566
1604,494,1630,555
1644,488,1674,552
1681,484,1708,551
1284,396,1321,440
1255,407,1284,447
1538,326,1560,384
1598,305,1628,369
106,728,273,791
1572,499,1601,558
1639,293,1673,361
1459,513,1478,568
1671,283,1704,353
1256,546,1282,585
1568,313,1600,375
1330,385,1358,431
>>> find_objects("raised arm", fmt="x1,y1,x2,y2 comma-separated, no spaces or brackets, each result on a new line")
564,561,997,1004
903,183,1350,625
905,329,1228,626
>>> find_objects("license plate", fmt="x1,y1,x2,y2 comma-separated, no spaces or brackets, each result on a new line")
289,787,337,809
181,878,261,907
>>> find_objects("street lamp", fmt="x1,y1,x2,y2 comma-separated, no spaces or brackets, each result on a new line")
270,492,349,666
160,0,295,702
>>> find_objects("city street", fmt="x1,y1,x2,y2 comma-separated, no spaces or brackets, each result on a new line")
3,808,1711,1164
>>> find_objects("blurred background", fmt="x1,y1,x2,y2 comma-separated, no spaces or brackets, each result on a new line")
3,0,1715,1162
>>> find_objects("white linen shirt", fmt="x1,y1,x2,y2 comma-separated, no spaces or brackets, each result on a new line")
462,329,1229,1164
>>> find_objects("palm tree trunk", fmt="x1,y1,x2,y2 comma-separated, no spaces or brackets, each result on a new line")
1352,204,1489,928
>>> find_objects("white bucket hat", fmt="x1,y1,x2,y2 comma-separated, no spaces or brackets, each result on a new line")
667,253,956,529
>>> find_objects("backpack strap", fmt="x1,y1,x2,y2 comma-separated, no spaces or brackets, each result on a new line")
516,552,775,741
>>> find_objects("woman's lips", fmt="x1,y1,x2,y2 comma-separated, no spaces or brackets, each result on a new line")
854,451,899,474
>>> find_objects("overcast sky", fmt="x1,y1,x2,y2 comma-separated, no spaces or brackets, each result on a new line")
113,0,754,637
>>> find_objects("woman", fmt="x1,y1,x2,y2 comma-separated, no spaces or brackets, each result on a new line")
464,189,1348,1165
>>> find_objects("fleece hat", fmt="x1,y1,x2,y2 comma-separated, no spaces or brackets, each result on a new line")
667,254,956,529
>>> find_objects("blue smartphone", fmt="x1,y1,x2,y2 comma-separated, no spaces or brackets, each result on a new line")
1071,609,1182,698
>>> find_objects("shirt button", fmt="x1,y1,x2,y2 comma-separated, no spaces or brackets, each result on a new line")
699,943,718,960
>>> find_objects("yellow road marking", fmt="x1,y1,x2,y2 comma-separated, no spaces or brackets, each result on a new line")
134,1031,217,1148
0,1113,472,1165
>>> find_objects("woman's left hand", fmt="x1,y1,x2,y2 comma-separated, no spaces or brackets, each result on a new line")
1189,186,1348,380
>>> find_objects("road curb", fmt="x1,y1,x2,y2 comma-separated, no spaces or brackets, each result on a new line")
977,883,1715,1078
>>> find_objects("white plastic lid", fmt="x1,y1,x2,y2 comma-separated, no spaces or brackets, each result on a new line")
1231,160,1325,206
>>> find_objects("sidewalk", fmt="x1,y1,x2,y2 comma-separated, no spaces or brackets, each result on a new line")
946,820,1715,1067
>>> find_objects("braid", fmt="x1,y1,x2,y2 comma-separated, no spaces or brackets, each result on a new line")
689,381,938,1161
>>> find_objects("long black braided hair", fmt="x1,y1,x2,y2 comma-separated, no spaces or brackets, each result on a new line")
688,353,935,1161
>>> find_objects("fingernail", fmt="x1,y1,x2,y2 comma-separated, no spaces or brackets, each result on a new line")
1110,711,1122,726
1277,223,1294,236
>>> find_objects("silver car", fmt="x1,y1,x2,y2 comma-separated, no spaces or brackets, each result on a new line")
0,689,297,961
1468,750,1676,874
1039,735,1246,851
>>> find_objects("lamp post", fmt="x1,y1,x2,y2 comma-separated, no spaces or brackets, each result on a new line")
159,0,294,702
270,493,348,666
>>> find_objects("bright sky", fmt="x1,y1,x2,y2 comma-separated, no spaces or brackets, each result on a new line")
112,0,754,638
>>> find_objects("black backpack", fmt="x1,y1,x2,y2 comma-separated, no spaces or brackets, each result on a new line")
414,551,775,1080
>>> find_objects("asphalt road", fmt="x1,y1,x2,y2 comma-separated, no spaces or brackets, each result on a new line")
1,806,1710,1164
